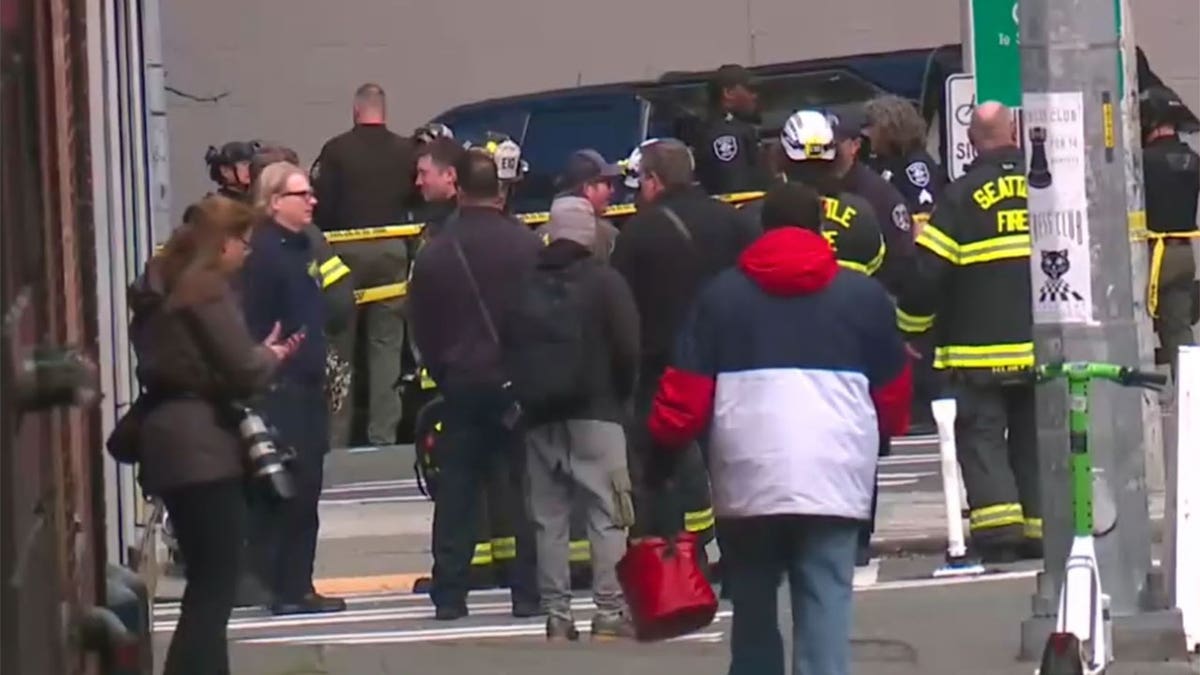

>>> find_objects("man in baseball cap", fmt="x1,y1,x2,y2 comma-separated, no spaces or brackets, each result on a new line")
559,149,623,211
545,149,623,261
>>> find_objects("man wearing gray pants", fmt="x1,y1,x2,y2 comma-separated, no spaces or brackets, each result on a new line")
505,195,640,640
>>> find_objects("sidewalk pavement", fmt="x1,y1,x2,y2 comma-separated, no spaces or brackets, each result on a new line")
214,577,1197,675
155,488,1168,600
303,489,1167,596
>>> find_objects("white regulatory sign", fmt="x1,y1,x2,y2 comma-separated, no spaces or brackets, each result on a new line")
946,74,978,181
944,73,1024,181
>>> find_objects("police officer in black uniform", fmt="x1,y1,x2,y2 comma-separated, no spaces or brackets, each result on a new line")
693,64,765,195
827,107,919,298
1141,85,1200,376
862,95,948,434
862,94,947,232
205,140,261,203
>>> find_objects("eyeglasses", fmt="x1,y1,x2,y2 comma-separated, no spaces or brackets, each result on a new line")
281,189,315,200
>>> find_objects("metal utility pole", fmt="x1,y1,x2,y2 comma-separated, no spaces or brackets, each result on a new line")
1018,0,1186,660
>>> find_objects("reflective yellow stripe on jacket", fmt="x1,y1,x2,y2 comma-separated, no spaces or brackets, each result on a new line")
932,342,1035,370
916,225,1031,266
834,240,887,277
896,307,935,334
684,507,715,533
319,255,351,288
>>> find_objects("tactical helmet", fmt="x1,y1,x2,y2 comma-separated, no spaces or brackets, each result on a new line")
205,140,261,183
414,122,455,145
1140,86,1188,135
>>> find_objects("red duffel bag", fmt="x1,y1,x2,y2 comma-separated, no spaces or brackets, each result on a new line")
617,531,718,642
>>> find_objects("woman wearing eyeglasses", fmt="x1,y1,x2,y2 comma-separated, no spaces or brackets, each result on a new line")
241,162,348,616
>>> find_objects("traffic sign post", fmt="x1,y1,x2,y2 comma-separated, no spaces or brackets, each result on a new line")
970,0,1022,107
944,73,1024,181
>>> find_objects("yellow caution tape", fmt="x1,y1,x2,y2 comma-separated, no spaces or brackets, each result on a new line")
325,224,425,244
1145,230,1200,318
326,191,769,244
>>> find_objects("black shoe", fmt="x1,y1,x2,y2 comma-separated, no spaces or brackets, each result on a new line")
435,603,468,621
412,576,433,594
270,593,347,616
512,600,545,618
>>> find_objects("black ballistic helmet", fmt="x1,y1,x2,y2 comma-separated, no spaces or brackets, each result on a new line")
205,140,261,182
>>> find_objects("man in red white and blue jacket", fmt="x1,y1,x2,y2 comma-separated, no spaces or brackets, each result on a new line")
648,182,911,675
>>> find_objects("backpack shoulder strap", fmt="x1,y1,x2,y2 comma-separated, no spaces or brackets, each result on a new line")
659,205,694,247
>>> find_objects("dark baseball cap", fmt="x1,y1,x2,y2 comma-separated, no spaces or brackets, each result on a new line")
828,107,867,141
560,149,622,189
713,64,756,91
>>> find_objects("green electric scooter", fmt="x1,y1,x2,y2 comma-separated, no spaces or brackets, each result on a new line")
1034,362,1167,675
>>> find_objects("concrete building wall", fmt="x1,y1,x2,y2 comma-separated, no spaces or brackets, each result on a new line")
162,0,1198,215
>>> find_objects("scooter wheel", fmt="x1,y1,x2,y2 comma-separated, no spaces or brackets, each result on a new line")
1038,632,1086,675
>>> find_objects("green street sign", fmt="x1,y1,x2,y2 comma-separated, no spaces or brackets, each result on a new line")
972,0,1022,107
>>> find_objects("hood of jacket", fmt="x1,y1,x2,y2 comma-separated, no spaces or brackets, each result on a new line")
536,238,593,271
738,226,838,296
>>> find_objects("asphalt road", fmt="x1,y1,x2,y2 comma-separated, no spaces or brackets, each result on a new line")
319,435,942,506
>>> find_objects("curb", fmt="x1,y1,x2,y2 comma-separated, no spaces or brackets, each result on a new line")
313,572,424,596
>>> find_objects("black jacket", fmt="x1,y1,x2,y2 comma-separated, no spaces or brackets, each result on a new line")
611,184,760,373
312,123,417,231
870,149,946,220
840,163,918,295
899,146,1032,376
694,111,765,195
408,205,542,390
518,240,640,425
1144,134,1199,233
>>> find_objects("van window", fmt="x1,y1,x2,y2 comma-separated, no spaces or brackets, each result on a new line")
512,96,643,212
436,107,527,148
646,70,884,142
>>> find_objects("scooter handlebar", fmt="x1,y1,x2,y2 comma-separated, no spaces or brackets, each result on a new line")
1121,369,1168,389
1034,362,1168,390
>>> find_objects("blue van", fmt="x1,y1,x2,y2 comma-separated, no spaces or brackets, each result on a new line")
433,43,1192,215
434,45,961,213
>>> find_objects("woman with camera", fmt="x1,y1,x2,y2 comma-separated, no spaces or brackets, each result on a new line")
128,194,303,674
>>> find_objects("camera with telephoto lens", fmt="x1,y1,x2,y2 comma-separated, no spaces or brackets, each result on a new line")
231,403,297,501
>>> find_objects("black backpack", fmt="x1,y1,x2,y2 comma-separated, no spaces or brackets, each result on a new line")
503,262,594,420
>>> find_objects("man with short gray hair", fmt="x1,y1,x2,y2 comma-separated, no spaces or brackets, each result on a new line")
611,138,758,545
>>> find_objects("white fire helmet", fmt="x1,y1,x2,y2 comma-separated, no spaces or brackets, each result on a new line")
780,110,838,162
